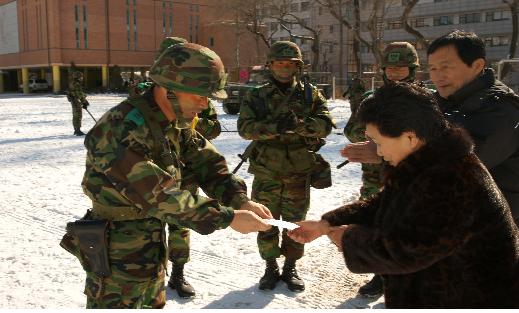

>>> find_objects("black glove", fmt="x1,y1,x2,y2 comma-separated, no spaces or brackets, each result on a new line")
82,99,90,109
276,111,299,134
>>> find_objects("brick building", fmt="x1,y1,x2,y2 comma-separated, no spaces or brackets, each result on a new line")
0,0,267,93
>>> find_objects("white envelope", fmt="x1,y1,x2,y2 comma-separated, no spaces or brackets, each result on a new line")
265,219,299,230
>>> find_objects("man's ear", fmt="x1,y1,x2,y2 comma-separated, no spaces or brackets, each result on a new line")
472,58,485,73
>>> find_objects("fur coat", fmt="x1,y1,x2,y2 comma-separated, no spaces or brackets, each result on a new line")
322,127,519,308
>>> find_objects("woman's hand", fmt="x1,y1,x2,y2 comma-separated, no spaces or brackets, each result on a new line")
288,220,331,243
327,225,350,251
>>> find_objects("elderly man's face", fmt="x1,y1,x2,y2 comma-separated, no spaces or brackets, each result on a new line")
427,44,484,98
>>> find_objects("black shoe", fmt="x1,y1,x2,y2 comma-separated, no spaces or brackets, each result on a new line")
281,259,305,292
358,274,383,298
74,129,85,136
168,264,196,298
259,259,280,290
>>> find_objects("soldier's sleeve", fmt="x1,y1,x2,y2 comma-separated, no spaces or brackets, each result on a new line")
237,87,279,140
85,118,234,235
72,81,86,102
182,131,249,209
295,87,334,138
344,115,367,143
195,100,221,140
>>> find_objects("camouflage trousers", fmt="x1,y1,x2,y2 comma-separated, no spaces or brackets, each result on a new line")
70,100,83,130
359,163,383,200
167,224,190,265
252,173,310,260
85,267,166,309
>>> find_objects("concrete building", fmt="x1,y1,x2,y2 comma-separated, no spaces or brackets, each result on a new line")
0,0,266,93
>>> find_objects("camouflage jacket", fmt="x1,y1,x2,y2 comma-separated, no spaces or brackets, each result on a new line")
82,92,249,232
237,78,333,176
68,79,86,103
194,100,221,140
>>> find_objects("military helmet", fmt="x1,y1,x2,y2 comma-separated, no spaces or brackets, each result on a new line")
149,42,228,99
381,42,419,68
157,37,188,58
267,41,304,65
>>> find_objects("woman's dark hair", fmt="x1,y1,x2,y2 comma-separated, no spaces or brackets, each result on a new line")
357,82,448,142
427,30,485,67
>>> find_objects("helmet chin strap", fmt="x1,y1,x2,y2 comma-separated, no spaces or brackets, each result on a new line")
168,97,194,129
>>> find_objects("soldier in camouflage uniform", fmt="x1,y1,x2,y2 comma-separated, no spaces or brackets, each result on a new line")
343,41,420,298
152,37,223,297
67,70,89,136
61,43,272,309
237,41,334,292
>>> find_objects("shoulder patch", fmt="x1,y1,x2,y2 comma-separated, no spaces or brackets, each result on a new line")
125,108,145,126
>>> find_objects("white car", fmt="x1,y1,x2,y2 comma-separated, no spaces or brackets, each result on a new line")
19,79,50,92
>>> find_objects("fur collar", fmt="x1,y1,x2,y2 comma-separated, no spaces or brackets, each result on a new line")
384,127,474,187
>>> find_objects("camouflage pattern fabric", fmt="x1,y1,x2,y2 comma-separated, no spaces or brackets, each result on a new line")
267,41,304,65
68,73,86,130
78,91,249,308
381,42,419,69
237,77,333,260
157,37,188,58
252,174,309,260
149,43,228,99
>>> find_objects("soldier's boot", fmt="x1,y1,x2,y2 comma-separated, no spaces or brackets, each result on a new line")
358,274,383,298
258,258,280,290
168,263,196,298
74,128,85,136
281,258,305,292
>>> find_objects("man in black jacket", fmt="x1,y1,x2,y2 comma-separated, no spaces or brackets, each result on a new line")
427,30,519,225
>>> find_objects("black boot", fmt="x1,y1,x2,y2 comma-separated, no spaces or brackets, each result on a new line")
358,274,383,298
74,129,85,136
259,258,280,290
168,263,196,298
281,258,305,292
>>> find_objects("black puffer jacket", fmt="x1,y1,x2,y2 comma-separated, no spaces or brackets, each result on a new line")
323,127,519,308
436,68,519,221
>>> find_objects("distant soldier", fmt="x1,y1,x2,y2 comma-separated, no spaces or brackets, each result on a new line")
343,41,421,298
237,41,334,292
67,71,89,136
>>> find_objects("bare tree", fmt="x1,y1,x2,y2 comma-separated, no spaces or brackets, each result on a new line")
503,0,519,59
266,0,323,71
401,0,429,49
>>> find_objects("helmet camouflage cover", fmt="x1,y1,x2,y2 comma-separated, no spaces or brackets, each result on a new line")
382,42,419,68
267,41,304,65
157,37,188,58
149,42,228,99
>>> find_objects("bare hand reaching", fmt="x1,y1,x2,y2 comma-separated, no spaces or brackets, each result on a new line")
230,210,272,234
287,220,332,244
239,200,273,219
340,140,382,164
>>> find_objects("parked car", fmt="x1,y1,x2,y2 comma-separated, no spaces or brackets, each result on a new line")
222,66,270,115
19,79,50,92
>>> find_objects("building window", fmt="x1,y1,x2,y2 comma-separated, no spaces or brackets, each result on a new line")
189,15,193,42
484,35,510,47
270,22,278,31
318,7,323,15
126,0,131,50
410,18,427,28
290,3,298,12
209,37,214,47
301,2,310,11
329,25,334,33
486,10,511,22
162,2,166,34
301,18,309,27
75,4,80,48
169,2,173,35
386,20,403,30
433,15,453,26
459,12,481,24
83,4,88,48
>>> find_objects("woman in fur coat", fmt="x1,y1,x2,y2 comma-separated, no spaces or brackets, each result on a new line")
289,82,519,308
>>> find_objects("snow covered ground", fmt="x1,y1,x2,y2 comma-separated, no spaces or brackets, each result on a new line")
0,93,384,309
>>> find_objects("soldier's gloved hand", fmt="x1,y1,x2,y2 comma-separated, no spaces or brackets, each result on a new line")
230,210,272,234
276,111,299,134
82,100,90,109
239,200,273,219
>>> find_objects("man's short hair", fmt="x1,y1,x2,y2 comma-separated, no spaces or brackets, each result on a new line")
358,82,448,142
427,30,486,66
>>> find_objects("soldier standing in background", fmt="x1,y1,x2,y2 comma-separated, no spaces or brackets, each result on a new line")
60,43,273,308
67,70,89,136
343,41,421,298
237,41,334,292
